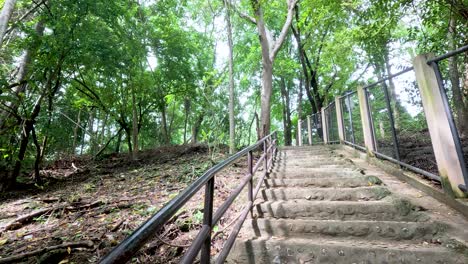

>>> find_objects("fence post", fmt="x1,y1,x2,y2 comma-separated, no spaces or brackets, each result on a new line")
357,86,376,155
413,53,467,198
335,97,345,142
321,108,328,144
297,120,302,146
307,115,312,145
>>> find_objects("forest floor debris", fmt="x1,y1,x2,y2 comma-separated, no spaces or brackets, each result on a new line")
0,144,252,263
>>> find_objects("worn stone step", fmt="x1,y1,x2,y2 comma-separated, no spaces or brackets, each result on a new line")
274,165,357,171
253,200,428,221
264,176,382,188
276,159,350,165
245,219,447,241
271,167,359,175
226,237,467,264
268,170,363,179
259,186,391,201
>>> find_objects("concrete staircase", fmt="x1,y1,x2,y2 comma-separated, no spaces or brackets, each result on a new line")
226,146,468,264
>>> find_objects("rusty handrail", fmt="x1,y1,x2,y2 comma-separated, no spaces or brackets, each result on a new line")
99,131,278,264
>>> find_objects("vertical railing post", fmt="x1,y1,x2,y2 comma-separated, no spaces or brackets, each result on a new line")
321,108,328,144
264,140,268,173
307,115,312,145
298,120,302,146
346,95,355,144
381,81,401,162
357,86,376,155
201,177,215,263
247,150,253,215
413,54,468,198
335,97,345,142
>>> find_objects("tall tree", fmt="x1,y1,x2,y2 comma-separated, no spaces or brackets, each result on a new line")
0,0,16,47
224,0,236,154
233,0,297,137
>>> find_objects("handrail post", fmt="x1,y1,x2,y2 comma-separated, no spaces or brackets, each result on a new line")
413,54,468,198
307,115,312,145
298,120,302,146
357,86,376,155
335,97,345,143
264,140,268,173
381,81,401,162
247,150,253,215
321,108,328,144
201,177,215,263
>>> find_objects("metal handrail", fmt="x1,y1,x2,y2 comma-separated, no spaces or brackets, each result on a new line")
363,66,414,90
426,44,468,64
99,132,278,264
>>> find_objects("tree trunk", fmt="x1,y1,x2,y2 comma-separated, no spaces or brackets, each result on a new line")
0,21,44,131
160,103,170,145
87,108,96,154
0,0,16,47
131,87,138,159
191,114,204,144
296,77,303,146
225,0,236,154
249,0,296,137
123,125,132,154
280,77,292,145
31,125,42,184
72,108,82,155
115,129,122,153
183,98,190,144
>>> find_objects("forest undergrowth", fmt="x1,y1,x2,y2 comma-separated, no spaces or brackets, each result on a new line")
0,145,251,263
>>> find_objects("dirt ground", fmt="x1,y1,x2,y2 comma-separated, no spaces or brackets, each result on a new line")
0,145,254,263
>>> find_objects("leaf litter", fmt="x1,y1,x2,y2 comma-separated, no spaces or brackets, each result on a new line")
0,144,256,263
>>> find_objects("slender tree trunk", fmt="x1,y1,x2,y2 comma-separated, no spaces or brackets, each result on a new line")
296,77,303,146
115,129,122,153
280,77,292,145
249,0,296,137
191,114,204,144
161,103,169,145
72,108,82,155
0,0,16,47
31,125,42,184
224,0,236,153
99,112,108,148
123,125,132,154
183,98,190,144
131,87,138,159
87,108,96,154
0,21,44,130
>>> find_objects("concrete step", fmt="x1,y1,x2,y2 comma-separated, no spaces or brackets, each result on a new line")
271,167,360,175
253,200,428,221
268,170,363,179
276,159,350,165
259,186,391,201
274,163,356,169
264,176,382,188
245,219,447,241
227,236,467,264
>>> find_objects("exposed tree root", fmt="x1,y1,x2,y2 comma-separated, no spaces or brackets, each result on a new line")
0,240,94,264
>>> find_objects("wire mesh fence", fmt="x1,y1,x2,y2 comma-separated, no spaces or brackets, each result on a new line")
324,102,339,143
300,119,308,145
341,91,364,148
429,46,468,176
366,68,440,181
310,113,324,144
